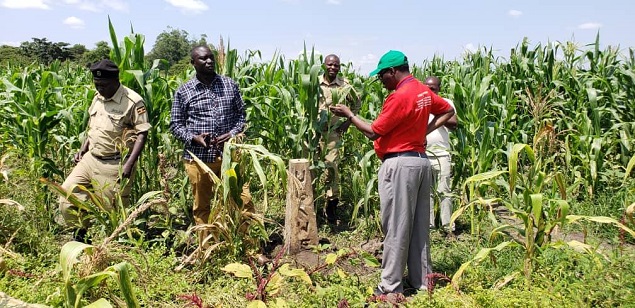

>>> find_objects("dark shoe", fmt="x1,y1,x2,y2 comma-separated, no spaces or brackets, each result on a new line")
326,199,338,224
73,228,91,244
373,287,384,297
404,279,428,293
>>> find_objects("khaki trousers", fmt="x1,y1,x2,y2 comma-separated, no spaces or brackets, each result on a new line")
183,158,222,226
183,158,254,247
59,152,132,228
321,130,341,201
429,154,453,229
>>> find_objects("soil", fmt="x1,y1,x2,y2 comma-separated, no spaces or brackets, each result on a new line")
265,232,383,277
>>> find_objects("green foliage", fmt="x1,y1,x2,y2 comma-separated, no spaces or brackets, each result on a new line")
146,27,194,67
0,154,59,258
79,41,112,67
59,241,139,308
452,143,635,283
66,44,88,62
222,247,312,305
19,37,73,64
187,138,286,260
0,45,33,66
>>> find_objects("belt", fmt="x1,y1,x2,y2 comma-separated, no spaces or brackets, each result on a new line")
93,153,122,161
383,151,427,161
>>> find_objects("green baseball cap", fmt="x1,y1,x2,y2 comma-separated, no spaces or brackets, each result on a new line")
369,50,408,76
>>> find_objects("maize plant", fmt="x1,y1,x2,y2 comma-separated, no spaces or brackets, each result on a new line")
451,143,635,283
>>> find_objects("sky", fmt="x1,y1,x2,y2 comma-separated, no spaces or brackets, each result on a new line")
1,0,634,73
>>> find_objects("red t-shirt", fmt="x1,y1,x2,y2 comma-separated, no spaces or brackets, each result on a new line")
371,75,452,160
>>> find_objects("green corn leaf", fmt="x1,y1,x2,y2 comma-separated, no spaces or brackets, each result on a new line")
464,171,507,187
361,252,380,268
84,298,113,308
75,272,113,299
453,241,516,282
108,16,121,64
60,241,93,282
566,215,635,238
530,193,543,227
110,262,139,308
624,154,635,183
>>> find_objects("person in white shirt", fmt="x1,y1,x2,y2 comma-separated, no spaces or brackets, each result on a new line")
424,76,458,232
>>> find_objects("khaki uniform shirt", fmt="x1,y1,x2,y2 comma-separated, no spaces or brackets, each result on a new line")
87,85,152,157
318,75,360,129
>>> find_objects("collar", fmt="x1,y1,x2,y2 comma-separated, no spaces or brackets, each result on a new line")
395,74,415,90
194,74,218,88
319,74,345,86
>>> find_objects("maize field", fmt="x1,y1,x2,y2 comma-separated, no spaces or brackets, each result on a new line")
1,23,634,307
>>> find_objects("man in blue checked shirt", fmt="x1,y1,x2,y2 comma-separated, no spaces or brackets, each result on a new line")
170,45,246,232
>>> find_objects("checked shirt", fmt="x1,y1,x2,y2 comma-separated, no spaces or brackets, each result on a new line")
170,74,246,162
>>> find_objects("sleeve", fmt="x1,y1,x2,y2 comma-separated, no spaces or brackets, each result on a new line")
430,92,453,115
370,93,402,136
229,82,246,136
169,88,193,145
132,99,151,133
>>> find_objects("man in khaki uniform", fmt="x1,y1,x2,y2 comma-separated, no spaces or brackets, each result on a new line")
318,54,360,223
59,59,151,242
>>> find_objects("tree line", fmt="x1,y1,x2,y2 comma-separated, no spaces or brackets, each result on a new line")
1,27,209,74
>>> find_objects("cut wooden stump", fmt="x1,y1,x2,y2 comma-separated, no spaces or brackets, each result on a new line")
0,292,49,308
284,159,318,254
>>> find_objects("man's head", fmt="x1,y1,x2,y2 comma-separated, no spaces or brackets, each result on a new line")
371,50,410,91
191,46,216,77
424,76,441,94
90,59,120,98
323,54,341,81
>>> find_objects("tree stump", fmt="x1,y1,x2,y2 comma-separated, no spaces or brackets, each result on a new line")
284,159,318,254
0,292,49,308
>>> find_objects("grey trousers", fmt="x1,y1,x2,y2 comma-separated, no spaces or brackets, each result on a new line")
377,156,432,293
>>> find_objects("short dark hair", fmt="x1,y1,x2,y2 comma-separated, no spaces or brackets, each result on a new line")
190,45,213,60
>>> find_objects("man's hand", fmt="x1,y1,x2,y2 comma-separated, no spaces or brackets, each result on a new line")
213,132,233,145
192,132,233,148
329,104,353,118
122,162,134,179
443,114,459,131
192,133,211,148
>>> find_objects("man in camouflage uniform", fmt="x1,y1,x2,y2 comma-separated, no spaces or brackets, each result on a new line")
59,59,151,242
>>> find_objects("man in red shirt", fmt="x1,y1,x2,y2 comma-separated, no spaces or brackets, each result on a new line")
330,50,454,295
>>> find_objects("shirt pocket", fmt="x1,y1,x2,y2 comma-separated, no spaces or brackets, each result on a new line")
89,109,104,128
107,114,126,131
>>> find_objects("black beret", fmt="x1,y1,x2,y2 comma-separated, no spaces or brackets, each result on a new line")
90,59,119,80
